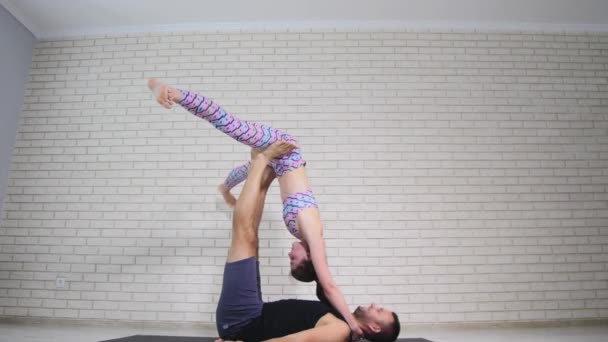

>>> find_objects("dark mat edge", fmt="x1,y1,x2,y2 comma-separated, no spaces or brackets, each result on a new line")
100,335,433,342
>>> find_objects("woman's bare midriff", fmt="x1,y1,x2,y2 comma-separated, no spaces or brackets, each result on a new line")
277,166,311,201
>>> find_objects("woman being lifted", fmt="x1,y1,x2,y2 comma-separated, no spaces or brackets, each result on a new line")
148,79,363,340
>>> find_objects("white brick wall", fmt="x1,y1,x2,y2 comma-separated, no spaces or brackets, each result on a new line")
1,29,607,326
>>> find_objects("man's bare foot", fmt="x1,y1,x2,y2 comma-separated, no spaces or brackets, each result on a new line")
218,184,237,208
256,141,298,161
147,79,181,109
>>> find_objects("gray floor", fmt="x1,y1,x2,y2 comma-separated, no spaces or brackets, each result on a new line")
0,320,607,342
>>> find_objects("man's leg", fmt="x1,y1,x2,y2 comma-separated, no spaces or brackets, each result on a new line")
216,142,297,339
226,157,274,262
226,142,296,262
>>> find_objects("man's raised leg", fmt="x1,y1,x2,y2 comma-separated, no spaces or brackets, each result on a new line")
216,141,297,340
226,159,274,263
226,142,297,263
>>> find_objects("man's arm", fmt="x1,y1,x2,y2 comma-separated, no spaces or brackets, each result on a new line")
263,320,350,342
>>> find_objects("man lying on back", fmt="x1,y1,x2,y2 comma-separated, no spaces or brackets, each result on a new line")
215,142,400,342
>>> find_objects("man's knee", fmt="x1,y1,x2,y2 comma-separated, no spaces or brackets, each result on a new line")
232,224,258,246
233,190,268,226
234,202,254,227
227,226,258,262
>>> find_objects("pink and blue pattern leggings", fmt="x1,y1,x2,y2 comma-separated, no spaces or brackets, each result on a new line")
178,89,315,237
178,89,306,181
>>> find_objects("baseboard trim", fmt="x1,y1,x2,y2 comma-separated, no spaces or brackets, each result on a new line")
402,319,608,331
0,316,215,330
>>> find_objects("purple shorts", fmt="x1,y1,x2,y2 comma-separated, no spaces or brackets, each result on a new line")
216,257,263,339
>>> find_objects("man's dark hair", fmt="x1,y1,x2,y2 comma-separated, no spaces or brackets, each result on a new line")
290,259,316,282
367,311,401,342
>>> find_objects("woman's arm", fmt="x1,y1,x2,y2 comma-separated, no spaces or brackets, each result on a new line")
298,209,363,340
316,280,330,305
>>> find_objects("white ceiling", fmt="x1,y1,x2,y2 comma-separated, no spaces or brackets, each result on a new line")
2,0,608,39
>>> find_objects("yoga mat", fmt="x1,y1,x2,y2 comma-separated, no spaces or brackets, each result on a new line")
100,335,433,342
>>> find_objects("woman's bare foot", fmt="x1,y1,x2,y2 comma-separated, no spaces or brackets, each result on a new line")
218,184,237,208
147,79,181,109
256,141,298,161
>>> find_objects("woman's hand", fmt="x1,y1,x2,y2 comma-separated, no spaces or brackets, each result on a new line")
348,321,364,341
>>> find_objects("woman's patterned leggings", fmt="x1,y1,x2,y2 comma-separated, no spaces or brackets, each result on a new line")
177,89,315,239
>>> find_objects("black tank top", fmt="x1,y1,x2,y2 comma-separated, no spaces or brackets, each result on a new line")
240,299,344,341
316,281,330,306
